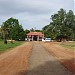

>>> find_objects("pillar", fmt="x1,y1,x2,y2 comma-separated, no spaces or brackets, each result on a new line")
27,35,30,41
42,35,44,41
32,36,33,41
27,35,28,41
37,36,39,41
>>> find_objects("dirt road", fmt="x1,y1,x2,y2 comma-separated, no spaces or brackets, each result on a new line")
41,42,75,74
0,42,33,75
0,41,74,75
26,42,72,75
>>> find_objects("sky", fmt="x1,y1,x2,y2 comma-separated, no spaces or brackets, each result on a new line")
0,0,74,30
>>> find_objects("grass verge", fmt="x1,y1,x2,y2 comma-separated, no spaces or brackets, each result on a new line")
0,41,24,53
60,42,75,50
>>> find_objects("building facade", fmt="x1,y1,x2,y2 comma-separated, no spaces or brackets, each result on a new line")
26,32,44,41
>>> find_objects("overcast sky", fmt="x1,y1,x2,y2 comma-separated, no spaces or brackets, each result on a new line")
0,0,74,30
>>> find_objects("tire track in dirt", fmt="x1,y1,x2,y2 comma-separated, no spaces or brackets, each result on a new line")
41,42,75,74
26,42,72,75
0,42,33,75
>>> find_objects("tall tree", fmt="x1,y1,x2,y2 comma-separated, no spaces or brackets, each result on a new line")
65,10,75,40
1,17,25,41
42,8,75,41
10,24,25,40
1,21,11,43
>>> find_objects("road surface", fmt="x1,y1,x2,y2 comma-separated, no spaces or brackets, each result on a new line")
0,42,32,75
26,42,72,75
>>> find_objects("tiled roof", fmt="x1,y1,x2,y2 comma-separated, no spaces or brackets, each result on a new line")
27,32,44,36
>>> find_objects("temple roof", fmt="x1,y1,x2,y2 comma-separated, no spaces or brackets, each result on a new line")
27,32,44,36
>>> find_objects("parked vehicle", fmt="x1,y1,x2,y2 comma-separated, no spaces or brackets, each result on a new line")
45,38,51,42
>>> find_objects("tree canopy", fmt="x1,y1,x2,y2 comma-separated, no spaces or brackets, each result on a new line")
1,17,25,41
43,8,75,41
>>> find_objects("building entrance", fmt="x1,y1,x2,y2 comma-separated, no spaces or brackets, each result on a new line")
33,36,37,41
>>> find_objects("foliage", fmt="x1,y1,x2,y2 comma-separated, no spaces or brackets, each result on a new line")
25,29,30,38
30,28,42,32
60,42,75,50
10,24,25,40
35,30,42,32
0,41,23,52
30,28,35,32
1,17,25,41
42,8,75,41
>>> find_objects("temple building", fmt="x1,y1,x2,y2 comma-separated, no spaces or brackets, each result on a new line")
26,32,44,41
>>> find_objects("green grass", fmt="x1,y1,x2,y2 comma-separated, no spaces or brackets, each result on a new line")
60,42,75,50
0,41,24,52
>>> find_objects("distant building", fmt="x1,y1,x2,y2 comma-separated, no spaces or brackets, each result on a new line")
26,32,44,41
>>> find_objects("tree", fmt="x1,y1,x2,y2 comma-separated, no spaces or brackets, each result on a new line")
25,29,30,38
1,17,25,41
1,17,17,40
10,21,25,41
65,10,75,40
30,28,35,32
42,25,52,38
42,8,75,41
0,27,2,40
35,30,42,32
1,21,11,43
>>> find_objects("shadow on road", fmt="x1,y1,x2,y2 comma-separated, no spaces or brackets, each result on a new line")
17,60,73,75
